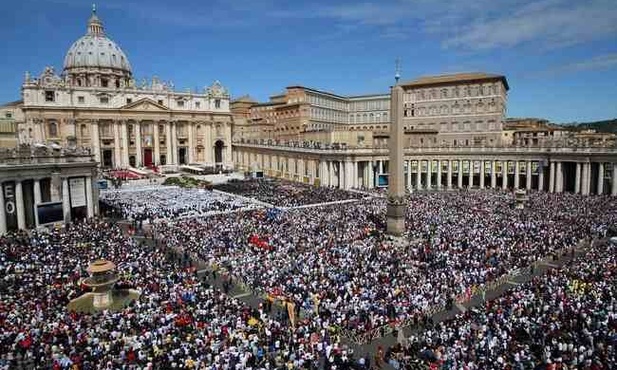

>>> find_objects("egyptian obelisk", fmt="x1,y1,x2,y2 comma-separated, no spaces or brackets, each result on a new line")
386,69,406,235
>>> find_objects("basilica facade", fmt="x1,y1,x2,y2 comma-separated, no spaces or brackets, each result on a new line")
15,9,233,170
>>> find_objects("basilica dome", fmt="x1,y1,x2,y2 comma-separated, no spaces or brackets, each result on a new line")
63,10,132,75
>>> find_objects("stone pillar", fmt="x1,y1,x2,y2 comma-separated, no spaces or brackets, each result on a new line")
386,84,406,235
90,120,101,163
549,161,555,193
353,161,359,188
329,162,336,187
188,122,195,164
15,181,25,230
479,161,485,189
581,162,590,195
113,120,121,168
406,160,412,191
502,161,508,190
514,161,520,189
575,162,581,193
320,161,328,187
85,176,94,218
135,122,142,167
426,160,432,189
33,179,41,227
597,162,605,195
205,123,213,164
368,161,375,189
0,183,5,234
225,124,233,168
490,160,497,188
457,160,463,189
538,162,545,192
436,160,442,190
447,159,453,189
62,178,71,223
153,122,160,165
526,161,532,190
612,163,617,196
416,160,422,190
556,162,563,193
121,121,129,167
171,121,178,165
378,160,384,175
468,161,474,188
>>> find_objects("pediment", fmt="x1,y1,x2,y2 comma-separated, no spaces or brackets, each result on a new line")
121,98,169,111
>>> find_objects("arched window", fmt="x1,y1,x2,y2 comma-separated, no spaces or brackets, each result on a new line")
48,121,58,137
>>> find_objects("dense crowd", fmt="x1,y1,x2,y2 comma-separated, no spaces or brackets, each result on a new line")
0,221,368,369
99,186,258,221
213,179,363,207
157,191,617,341
388,240,616,370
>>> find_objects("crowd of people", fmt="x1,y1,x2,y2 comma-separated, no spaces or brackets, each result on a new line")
387,239,616,369
99,187,258,222
157,190,617,341
0,220,370,369
213,179,363,207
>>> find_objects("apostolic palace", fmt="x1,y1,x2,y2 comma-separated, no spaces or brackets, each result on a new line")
1,7,617,232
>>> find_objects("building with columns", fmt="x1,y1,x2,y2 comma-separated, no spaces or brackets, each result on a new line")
0,145,98,233
7,8,233,170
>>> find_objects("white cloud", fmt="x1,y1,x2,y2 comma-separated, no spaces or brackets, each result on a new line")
549,53,617,74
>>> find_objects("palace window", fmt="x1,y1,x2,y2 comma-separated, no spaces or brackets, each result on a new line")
100,96,109,104
77,96,85,104
126,98,132,104
101,78,108,88
45,90,55,102
177,100,184,108
48,121,58,137
195,101,200,109
215,99,221,109
158,100,164,106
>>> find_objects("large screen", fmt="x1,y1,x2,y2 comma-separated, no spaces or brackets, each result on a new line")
377,174,389,187
37,202,64,225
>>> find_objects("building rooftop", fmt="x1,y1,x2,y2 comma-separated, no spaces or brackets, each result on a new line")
400,72,509,90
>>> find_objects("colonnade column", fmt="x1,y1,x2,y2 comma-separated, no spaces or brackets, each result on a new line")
416,160,422,190
121,120,129,167
468,161,474,188
526,161,532,190
33,179,41,227
320,161,328,187
113,121,121,168
153,122,160,166
406,160,412,191
490,161,497,188
575,162,582,193
479,161,485,189
135,122,142,167
447,160,452,189
15,181,25,230
0,185,5,234
426,160,432,189
549,162,555,193
555,162,563,193
457,160,463,189
171,121,178,165
91,120,100,164
188,122,195,164
368,161,374,189
581,162,590,195
62,178,71,223
502,161,508,190
86,176,94,218
612,163,617,196
436,160,442,190
538,163,545,192
329,162,336,188
597,162,605,195
514,161,520,189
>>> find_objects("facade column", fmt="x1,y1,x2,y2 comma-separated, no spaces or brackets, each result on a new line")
597,162,605,195
113,120,121,167
526,161,532,190
90,119,101,164
171,121,178,165
345,161,354,189
457,160,463,189
329,162,336,187
612,163,617,196
514,161,520,189
575,162,582,193
368,161,375,189
538,162,545,192
468,160,474,188
581,162,590,195
549,161,555,193
33,179,41,227
490,161,497,188
353,161,359,188
502,161,508,190
436,160,442,189
426,160,432,189
86,176,94,218
204,123,213,164
406,160,412,191
15,181,25,230
416,160,422,189
555,162,563,193
153,122,160,166
121,120,129,167
0,183,5,234
62,178,70,223
188,122,195,164
135,121,142,167
378,160,384,175
320,161,328,187
479,160,485,189
447,159,453,189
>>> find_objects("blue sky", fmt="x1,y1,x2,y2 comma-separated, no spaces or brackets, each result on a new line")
1,0,615,123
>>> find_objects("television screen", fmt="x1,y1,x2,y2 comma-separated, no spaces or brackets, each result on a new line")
37,202,64,225
377,174,389,187
255,171,264,178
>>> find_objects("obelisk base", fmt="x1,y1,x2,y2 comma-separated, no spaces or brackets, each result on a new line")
386,197,406,235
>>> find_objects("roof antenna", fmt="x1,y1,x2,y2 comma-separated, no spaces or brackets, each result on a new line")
395,57,401,85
